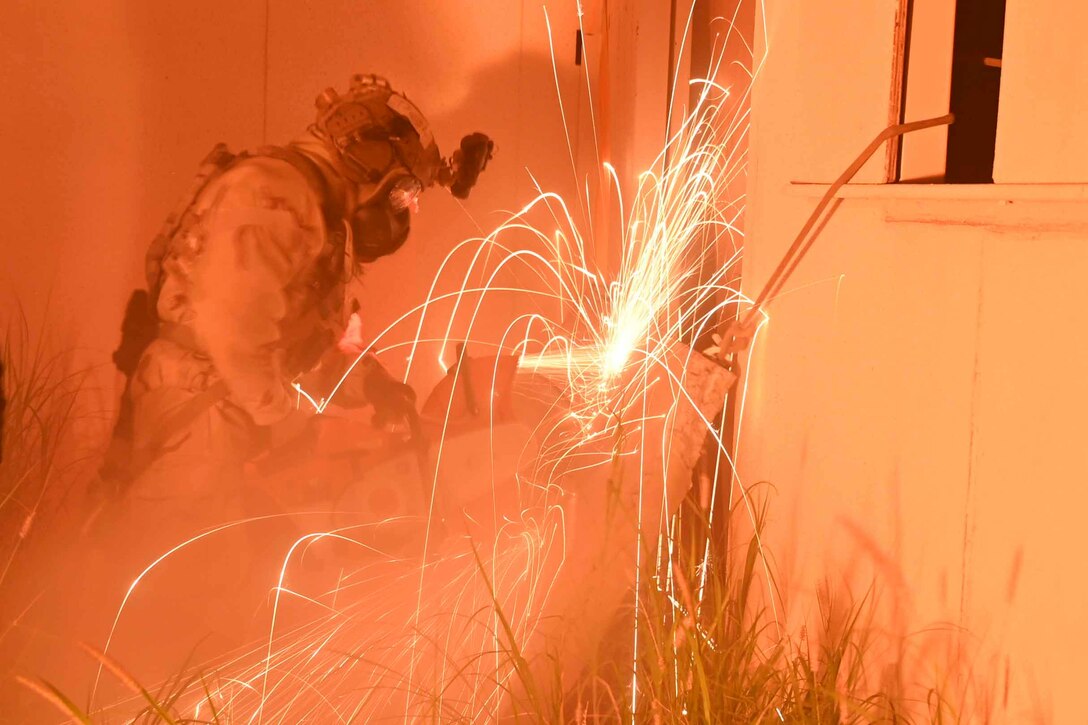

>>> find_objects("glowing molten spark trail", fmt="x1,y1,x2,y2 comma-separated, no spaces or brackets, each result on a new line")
94,16,767,725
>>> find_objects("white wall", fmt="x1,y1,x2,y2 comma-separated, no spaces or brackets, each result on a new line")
0,1,268,416
995,0,1088,182
742,1,1088,721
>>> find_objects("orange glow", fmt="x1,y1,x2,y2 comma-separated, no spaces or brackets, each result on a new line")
1,1,1082,722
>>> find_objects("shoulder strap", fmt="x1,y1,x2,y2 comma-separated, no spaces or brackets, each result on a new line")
145,143,242,305
254,145,353,332
145,143,349,311
254,145,347,234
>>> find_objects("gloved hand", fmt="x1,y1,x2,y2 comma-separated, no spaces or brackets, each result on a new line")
363,362,417,428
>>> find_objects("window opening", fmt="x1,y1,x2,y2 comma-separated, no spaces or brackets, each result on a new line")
894,0,1007,183
944,0,1007,182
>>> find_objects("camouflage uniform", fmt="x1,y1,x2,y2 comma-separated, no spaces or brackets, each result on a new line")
125,142,374,518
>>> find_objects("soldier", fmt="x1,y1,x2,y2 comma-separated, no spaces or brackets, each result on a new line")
83,74,492,677
104,74,492,524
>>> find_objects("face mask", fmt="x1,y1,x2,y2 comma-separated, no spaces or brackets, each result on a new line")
349,200,410,264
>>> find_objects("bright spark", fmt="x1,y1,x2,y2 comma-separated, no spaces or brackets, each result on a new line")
90,7,776,724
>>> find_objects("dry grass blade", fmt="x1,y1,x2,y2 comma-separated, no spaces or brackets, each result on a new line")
0,308,89,590
78,642,180,724
14,674,94,724
466,539,550,721
198,673,224,725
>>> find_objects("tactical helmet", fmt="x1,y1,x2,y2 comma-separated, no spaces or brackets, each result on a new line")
313,74,442,206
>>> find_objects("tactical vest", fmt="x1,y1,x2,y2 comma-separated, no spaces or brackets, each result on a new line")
101,143,351,491
115,143,349,381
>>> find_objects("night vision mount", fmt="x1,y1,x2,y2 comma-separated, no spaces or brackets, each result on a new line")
439,132,495,200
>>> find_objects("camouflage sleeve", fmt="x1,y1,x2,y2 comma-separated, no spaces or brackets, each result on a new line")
189,158,326,426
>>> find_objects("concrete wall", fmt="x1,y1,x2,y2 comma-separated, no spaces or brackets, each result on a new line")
741,1,1086,720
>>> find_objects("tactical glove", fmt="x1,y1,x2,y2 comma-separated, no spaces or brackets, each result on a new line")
363,362,417,428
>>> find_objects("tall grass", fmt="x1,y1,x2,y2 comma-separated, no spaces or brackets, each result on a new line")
16,642,224,725
26,514,978,724
452,466,980,723
22,467,985,723
0,311,89,590
544,491,970,724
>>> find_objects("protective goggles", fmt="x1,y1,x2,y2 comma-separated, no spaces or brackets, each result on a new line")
386,175,423,212
338,126,410,183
